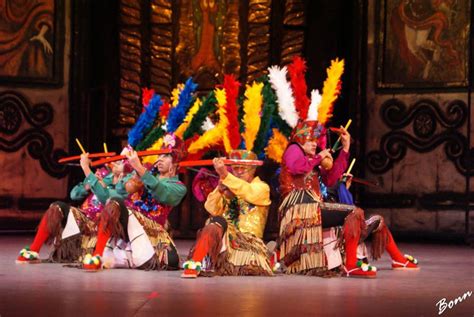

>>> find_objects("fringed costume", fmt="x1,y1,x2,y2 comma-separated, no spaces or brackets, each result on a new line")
334,182,420,272
184,150,273,278
279,140,349,275
86,134,187,271
202,173,272,276
17,169,131,264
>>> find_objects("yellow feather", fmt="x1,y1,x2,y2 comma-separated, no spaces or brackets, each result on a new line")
318,58,344,125
242,82,263,151
171,84,184,108
175,98,202,138
142,138,164,164
188,89,228,154
160,84,184,125
265,129,288,163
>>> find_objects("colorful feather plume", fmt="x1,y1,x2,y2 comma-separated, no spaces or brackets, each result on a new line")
183,91,217,140
201,117,215,131
242,81,263,151
167,78,198,133
171,84,184,108
188,88,228,154
127,94,163,147
268,66,298,128
265,128,289,163
223,74,241,150
159,102,171,125
307,89,322,121
253,80,277,155
175,97,201,138
142,137,164,164
136,125,165,151
141,87,154,108
318,58,344,125
288,56,310,119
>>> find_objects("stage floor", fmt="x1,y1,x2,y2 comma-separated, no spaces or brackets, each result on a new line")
0,236,473,317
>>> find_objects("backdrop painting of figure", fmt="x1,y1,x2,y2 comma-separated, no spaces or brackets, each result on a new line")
0,0,63,86
376,0,470,90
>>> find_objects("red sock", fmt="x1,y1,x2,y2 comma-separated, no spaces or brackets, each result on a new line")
385,230,405,262
344,230,359,268
93,222,111,257
192,229,212,262
192,224,222,262
30,215,51,252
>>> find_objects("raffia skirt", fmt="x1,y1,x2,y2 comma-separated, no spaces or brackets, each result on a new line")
215,223,273,276
48,207,98,263
278,189,327,275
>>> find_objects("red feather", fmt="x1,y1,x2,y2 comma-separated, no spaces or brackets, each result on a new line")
223,74,241,150
288,56,310,119
141,87,154,108
159,101,170,119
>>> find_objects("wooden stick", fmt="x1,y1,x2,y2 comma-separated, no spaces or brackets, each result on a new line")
58,152,117,164
351,177,379,188
103,142,108,153
179,159,264,167
90,149,172,167
346,158,356,175
331,119,352,151
75,138,86,154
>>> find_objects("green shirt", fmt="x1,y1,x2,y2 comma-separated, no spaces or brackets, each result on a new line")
70,172,133,204
140,171,187,207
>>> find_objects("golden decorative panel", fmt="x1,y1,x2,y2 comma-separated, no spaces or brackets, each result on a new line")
283,0,305,26
280,0,305,66
151,0,172,24
117,0,306,126
280,29,304,65
150,0,173,98
119,0,142,125
247,0,271,83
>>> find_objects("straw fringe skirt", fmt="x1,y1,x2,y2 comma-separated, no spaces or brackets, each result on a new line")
278,190,326,275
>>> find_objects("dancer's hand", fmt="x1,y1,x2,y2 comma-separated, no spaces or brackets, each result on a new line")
340,126,351,152
342,173,353,189
213,157,228,179
126,150,146,176
80,153,92,177
318,148,332,160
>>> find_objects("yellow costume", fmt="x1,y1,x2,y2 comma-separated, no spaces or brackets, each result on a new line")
203,173,273,275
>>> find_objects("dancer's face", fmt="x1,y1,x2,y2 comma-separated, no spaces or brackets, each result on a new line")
231,165,256,183
302,140,317,156
111,161,124,176
155,154,176,176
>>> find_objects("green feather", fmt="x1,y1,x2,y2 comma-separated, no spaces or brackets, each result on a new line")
136,126,165,151
253,79,277,154
183,91,217,140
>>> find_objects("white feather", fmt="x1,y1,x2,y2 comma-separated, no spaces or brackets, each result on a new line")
307,89,321,121
267,66,298,128
201,117,215,131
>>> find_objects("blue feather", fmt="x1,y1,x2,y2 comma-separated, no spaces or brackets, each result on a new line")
127,94,163,147
167,78,198,133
